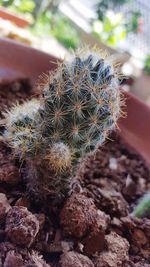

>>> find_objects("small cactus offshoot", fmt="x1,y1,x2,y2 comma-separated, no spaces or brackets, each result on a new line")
4,48,122,201
4,99,41,158
44,142,72,173
132,192,150,218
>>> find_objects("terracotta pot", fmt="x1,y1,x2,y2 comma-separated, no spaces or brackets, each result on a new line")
0,37,150,167
131,73,150,103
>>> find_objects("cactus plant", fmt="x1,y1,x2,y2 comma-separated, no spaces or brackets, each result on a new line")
4,99,41,158
4,48,122,202
132,192,150,218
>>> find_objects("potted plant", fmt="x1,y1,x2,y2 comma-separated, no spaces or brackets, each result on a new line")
131,54,150,103
0,38,150,267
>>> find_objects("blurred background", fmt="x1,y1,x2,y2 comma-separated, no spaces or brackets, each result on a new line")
0,0,150,104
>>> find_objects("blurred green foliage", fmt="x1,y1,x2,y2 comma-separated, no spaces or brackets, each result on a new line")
0,0,142,50
49,14,80,49
96,0,130,21
0,0,80,49
31,10,80,49
94,0,143,47
0,0,35,12
93,12,126,47
0,0,35,21
11,0,35,13
144,54,150,75
126,11,142,33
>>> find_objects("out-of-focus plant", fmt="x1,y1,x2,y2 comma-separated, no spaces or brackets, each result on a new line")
133,192,150,218
0,0,35,13
32,0,61,22
143,54,150,75
49,13,80,49
31,0,80,49
11,0,35,13
0,0,80,49
93,0,143,48
0,0,14,7
126,11,143,33
31,10,80,49
93,11,126,47
96,0,131,21
0,0,35,21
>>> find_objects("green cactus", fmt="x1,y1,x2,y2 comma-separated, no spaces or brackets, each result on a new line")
40,50,121,156
132,192,150,218
4,48,122,202
4,99,41,158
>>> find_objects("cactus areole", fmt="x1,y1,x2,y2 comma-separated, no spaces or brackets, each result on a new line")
4,49,122,201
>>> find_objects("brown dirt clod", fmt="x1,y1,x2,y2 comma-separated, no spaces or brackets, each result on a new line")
0,193,11,222
5,206,40,247
82,229,105,256
81,209,110,256
3,251,23,267
15,197,31,209
60,194,96,238
24,251,51,267
121,216,150,258
60,193,109,240
95,231,130,267
60,251,94,267
0,163,21,186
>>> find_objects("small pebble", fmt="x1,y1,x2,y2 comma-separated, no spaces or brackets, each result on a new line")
109,157,118,170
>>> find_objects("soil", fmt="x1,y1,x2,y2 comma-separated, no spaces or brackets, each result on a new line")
0,78,150,267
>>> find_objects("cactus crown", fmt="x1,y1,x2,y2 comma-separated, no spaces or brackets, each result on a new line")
39,49,121,158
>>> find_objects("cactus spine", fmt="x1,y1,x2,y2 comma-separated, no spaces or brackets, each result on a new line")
4,48,122,202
